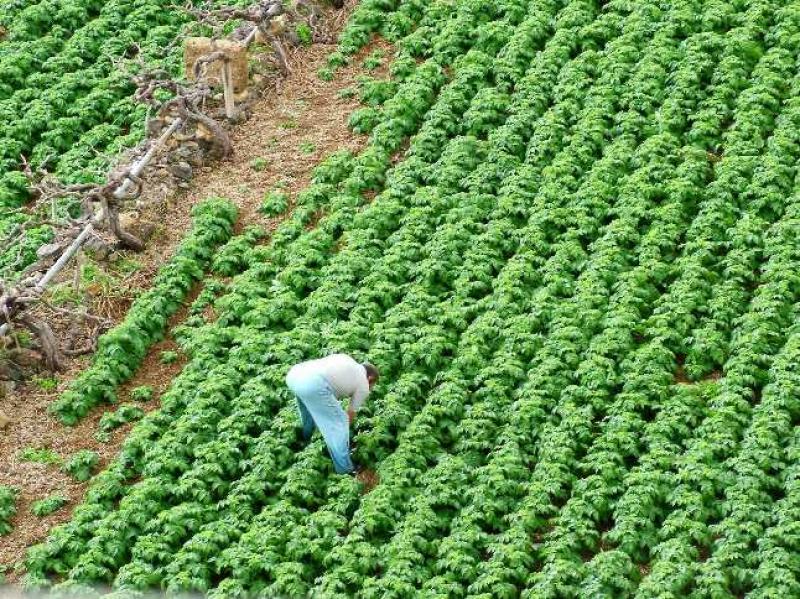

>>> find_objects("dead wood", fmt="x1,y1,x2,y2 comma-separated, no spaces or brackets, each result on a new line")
17,315,65,372
102,197,145,252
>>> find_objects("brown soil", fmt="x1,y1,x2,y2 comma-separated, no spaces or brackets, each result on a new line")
356,468,380,494
0,288,195,581
0,0,393,579
674,364,690,384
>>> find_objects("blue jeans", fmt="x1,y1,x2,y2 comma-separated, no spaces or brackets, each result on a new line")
286,368,354,474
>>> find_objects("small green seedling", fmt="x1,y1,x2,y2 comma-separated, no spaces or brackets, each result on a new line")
317,67,335,82
19,447,61,466
33,377,58,392
159,350,179,365
130,385,154,402
362,50,384,71
281,118,299,129
327,51,348,69
296,23,312,46
31,494,67,518
250,157,269,172
113,257,142,276
337,86,357,99
12,330,33,348
48,284,82,306
299,141,316,155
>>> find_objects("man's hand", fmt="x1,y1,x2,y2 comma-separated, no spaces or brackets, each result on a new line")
347,407,355,426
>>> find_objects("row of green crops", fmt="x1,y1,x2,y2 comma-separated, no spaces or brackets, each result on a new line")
0,0,250,278
49,197,238,425
22,0,800,597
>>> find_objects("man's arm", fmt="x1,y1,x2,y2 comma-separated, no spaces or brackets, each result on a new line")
350,381,369,411
348,376,370,424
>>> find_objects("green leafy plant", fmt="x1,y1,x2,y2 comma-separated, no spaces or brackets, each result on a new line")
31,494,67,518
98,404,145,433
249,157,269,172
188,278,227,316
296,23,312,47
361,50,384,71
19,447,61,466
357,76,398,107
348,107,381,134
0,485,18,535
62,450,100,482
299,141,316,155
33,377,58,392
130,385,154,402
260,191,290,217
317,66,335,82
159,350,179,365
212,226,267,276
112,257,143,276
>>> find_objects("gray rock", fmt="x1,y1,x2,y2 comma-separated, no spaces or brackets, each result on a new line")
84,238,112,261
171,162,193,181
36,243,62,259
10,348,42,369
175,146,193,159
146,118,165,138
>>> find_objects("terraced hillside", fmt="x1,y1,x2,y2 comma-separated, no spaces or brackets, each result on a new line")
11,0,800,596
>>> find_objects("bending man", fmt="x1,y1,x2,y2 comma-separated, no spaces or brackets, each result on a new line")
285,353,379,474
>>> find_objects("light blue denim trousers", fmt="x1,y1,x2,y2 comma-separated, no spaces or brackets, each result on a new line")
285,368,355,474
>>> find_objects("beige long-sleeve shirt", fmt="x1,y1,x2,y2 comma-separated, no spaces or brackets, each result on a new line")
291,354,371,411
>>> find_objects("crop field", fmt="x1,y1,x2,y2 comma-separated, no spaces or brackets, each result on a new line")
3,0,800,597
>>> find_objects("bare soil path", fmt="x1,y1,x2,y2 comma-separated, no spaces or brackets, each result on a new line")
0,2,391,577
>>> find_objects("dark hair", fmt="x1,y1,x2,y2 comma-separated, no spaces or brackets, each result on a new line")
363,362,379,383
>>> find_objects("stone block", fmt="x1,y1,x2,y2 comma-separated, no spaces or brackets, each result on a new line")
184,37,249,93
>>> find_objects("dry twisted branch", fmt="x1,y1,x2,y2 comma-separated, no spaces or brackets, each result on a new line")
186,0,284,27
